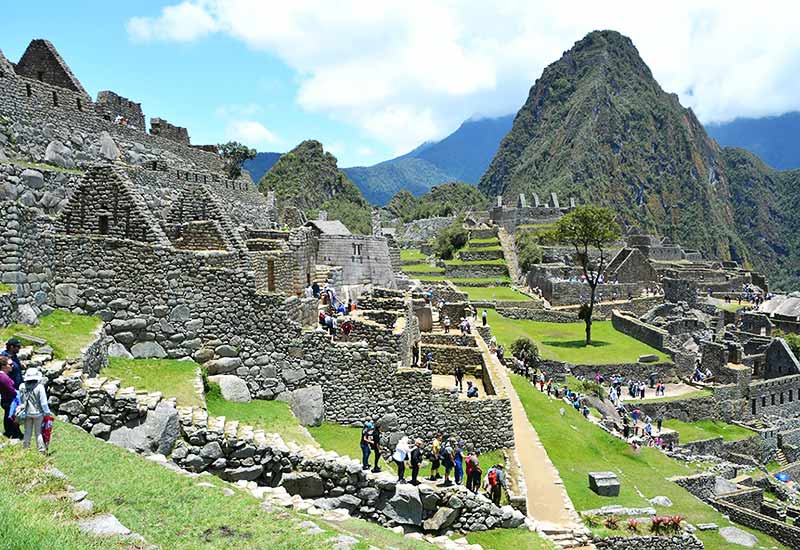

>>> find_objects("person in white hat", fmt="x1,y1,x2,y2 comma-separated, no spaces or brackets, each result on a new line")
16,368,51,453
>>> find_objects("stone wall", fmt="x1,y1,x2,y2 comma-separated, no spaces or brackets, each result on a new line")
95,91,145,130
611,310,669,353
634,396,718,423
710,498,800,549
317,234,394,287
748,375,800,419
421,343,485,374
593,534,703,550
0,291,16,326
444,263,508,279
150,117,189,145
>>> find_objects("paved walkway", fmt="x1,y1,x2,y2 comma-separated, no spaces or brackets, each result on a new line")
475,332,580,529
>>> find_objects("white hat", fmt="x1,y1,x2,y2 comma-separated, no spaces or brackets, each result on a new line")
23,367,42,382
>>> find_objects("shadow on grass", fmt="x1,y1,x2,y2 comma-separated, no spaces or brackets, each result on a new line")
542,340,612,349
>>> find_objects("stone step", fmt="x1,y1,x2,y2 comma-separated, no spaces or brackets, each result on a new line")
208,416,225,433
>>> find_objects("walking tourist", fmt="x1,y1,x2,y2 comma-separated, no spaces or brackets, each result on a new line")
410,439,423,485
482,310,487,326
487,464,505,505
393,436,411,483
656,414,663,433
428,433,442,481
466,450,482,493
443,316,451,334
2,337,23,388
16,368,50,453
360,421,374,470
371,422,382,472
454,442,464,485
0,357,21,439
454,365,465,392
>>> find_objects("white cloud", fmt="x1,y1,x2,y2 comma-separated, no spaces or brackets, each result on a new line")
225,120,280,147
357,146,374,157
129,1,800,151
127,1,218,42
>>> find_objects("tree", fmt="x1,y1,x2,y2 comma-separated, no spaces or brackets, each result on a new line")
510,337,539,363
218,141,256,179
552,205,621,345
433,217,469,260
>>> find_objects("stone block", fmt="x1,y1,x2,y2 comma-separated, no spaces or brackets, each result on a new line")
131,341,167,359
208,375,251,403
382,484,423,525
281,472,324,498
289,386,324,427
588,471,620,496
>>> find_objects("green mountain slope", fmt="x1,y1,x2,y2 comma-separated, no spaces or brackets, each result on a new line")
386,182,490,222
258,140,372,234
344,157,452,205
479,30,745,262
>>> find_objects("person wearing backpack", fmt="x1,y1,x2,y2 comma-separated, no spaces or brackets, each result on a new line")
392,436,411,483
0,356,21,439
427,434,441,481
487,464,504,505
16,368,51,453
440,438,455,486
466,451,482,493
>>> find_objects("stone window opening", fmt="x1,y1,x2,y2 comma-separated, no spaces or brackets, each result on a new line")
762,396,767,408
771,393,776,406
790,391,794,403
781,392,785,405
52,91,58,106
98,214,110,235
751,398,756,415
25,83,32,97
76,98,82,111
36,70,43,82
267,259,276,292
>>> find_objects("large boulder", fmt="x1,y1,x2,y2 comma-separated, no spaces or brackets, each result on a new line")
19,169,44,189
205,357,243,374
44,140,74,169
108,402,179,455
108,342,133,359
208,375,251,403
54,283,79,307
281,472,324,498
588,471,620,497
289,386,324,427
382,484,423,526
719,526,757,547
98,131,120,161
131,341,167,359
17,303,38,326
422,506,458,532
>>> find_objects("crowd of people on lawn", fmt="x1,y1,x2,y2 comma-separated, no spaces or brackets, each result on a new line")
359,422,507,505
0,338,53,453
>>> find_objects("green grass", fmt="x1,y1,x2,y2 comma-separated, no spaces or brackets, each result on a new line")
486,310,670,365
0,283,13,294
206,383,315,446
401,263,445,273
717,302,753,312
19,424,434,550
414,275,512,285
103,357,203,407
0,309,101,359
466,528,555,549
308,422,396,471
629,390,712,404
445,258,507,266
458,286,533,302
400,249,428,262
9,159,84,175
465,244,503,252
468,237,500,244
509,374,788,550
663,419,755,443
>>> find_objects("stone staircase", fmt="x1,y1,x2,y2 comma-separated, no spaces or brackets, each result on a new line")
175,405,293,451
497,227,521,284
775,448,789,467
540,525,596,550
313,264,335,286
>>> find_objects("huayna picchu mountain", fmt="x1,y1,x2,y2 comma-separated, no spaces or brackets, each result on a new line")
257,140,372,234
479,30,747,265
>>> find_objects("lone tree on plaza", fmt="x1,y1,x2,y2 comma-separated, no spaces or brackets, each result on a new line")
218,141,256,179
552,205,621,345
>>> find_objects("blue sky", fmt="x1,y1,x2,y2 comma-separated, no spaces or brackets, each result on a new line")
4,2,800,167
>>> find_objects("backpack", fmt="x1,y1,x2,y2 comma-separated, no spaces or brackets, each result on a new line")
487,468,498,487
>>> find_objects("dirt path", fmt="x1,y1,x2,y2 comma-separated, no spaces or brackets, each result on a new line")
476,332,581,529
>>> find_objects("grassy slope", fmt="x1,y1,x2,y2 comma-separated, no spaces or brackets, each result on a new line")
206,383,316,446
486,310,670,364
0,310,101,359
103,357,203,407
664,419,755,443
458,286,533,302
402,263,445,273
400,249,428,262
509,374,787,550
29,425,434,550
445,258,506,266
414,275,512,285
466,529,556,550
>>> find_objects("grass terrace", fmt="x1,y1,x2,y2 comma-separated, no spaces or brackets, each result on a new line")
465,244,503,252
468,237,500,244
663,419,755,443
0,424,436,550
509,374,788,550
486,310,670,365
717,302,754,312
458,286,533,302
0,309,101,359
466,528,556,549
629,389,712,404
103,357,204,407
400,249,428,262
414,275,512,285
401,263,445,274
445,258,506,266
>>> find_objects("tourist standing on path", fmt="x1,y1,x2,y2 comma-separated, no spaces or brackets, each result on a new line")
482,310,487,326
454,365,464,392
0,357,21,439
393,436,411,483
16,368,50,453
360,422,374,470
441,438,455,486
487,464,505,505
656,414,663,433
466,450,482,493
371,423,382,472
410,439,423,485
2,338,23,388
428,434,442,481
443,316,451,334
454,442,465,485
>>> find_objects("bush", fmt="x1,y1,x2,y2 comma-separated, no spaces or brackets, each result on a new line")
650,515,682,536
433,217,469,260
582,513,601,528
510,337,540,362
603,515,620,530
776,329,800,358
626,518,640,533
516,231,544,273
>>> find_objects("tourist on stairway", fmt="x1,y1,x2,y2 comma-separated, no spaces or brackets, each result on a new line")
392,436,411,483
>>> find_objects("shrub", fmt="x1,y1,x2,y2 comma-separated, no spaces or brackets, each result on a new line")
510,337,540,362
603,515,620,530
650,515,682,536
516,231,544,273
582,513,601,528
626,518,640,533
201,366,210,393
433,217,469,260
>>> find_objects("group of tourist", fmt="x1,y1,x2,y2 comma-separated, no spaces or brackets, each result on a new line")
359,424,507,504
310,283,358,341
0,338,52,453
112,114,138,129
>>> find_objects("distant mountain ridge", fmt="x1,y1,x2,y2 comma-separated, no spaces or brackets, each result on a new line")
706,112,800,170
343,114,514,205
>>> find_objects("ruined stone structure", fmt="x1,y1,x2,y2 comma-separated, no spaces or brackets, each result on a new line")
95,90,145,130
150,117,190,145
489,193,572,233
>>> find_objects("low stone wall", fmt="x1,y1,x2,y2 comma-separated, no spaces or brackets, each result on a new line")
444,264,508,279
421,333,477,347
568,361,678,384
612,310,669,353
459,249,504,262
710,498,800,549
634,396,717,423
495,307,576,323
421,343,485,373
593,534,703,550
719,486,764,512
671,473,716,501
0,291,16,326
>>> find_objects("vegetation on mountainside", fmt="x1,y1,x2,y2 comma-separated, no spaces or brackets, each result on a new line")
509,375,789,550
433,217,469,260
552,205,621,345
258,140,372,234
515,231,544,273
722,148,800,290
0,310,101,359
386,182,490,223
345,157,451,205
478,30,747,267
776,329,800,358
218,141,256,179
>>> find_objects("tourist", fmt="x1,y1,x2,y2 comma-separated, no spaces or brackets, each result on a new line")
311,281,320,299
466,450,482,493
487,463,505,505
371,422,382,473
496,345,505,362
546,380,552,396
393,436,411,483
482,310,488,326
454,365,465,392
466,381,479,398
360,421,374,470
423,351,433,370
441,438,455,486
656,414,663,433
631,408,641,425
428,433,442,481
2,338,23,388
410,439,423,485
0,357,21,439
16,368,51,453
412,343,420,367
645,421,652,437
454,442,464,485
539,378,545,392
623,416,630,439
443,316,451,334
304,285,314,299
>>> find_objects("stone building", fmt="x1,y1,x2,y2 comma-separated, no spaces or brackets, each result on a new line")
489,192,571,232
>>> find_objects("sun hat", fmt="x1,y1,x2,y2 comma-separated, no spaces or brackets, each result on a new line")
6,337,21,346
24,367,42,382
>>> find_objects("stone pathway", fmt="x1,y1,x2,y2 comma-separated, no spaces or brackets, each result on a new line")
497,227,521,284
